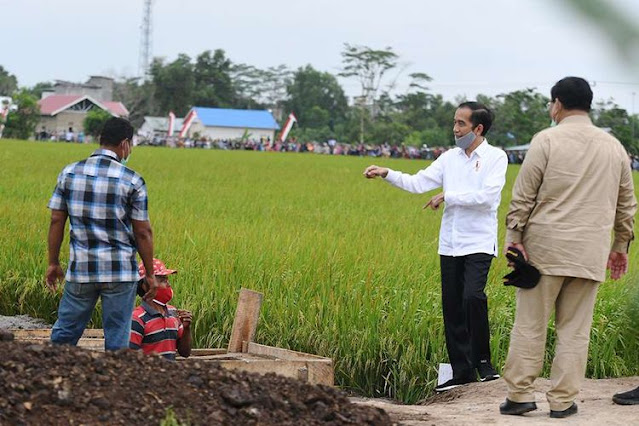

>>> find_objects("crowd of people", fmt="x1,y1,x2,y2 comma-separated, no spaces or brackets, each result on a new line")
35,127,86,143
141,135,501,162
143,135,639,169
143,135,445,158
35,125,639,170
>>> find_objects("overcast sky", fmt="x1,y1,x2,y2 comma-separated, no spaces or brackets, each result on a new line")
3,0,639,112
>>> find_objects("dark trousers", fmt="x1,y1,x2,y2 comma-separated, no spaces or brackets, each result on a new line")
440,253,493,378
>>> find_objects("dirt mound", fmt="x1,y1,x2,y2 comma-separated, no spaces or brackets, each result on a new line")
0,337,391,426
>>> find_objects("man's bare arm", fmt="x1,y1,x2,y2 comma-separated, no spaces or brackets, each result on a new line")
46,209,68,290
132,219,157,300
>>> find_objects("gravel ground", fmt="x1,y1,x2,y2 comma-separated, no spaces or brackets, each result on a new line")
0,315,50,329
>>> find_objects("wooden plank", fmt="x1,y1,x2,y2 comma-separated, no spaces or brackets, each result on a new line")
186,357,333,386
247,342,330,361
245,343,334,386
12,329,104,353
10,329,54,339
298,366,309,382
227,289,263,353
180,352,273,361
10,335,105,352
77,339,105,351
10,328,104,339
305,359,334,386
188,348,227,356
197,358,312,380
79,329,105,338
180,355,250,361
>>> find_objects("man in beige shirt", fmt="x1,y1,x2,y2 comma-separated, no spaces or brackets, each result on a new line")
499,77,637,419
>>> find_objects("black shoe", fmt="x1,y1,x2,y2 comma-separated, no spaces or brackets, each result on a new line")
550,403,578,418
477,361,500,382
435,375,476,392
499,398,537,415
613,386,639,405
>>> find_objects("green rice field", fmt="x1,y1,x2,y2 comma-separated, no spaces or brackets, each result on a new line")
1,139,638,403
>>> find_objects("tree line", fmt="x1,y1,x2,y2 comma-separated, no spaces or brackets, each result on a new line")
1,44,638,153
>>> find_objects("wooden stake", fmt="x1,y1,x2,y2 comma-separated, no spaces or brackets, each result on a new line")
227,288,263,353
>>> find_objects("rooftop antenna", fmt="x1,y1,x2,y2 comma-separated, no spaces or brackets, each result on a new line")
139,0,153,81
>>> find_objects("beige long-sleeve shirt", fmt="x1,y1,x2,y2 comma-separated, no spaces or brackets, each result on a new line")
506,115,637,282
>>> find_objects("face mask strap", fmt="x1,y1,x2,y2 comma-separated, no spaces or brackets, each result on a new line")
120,139,131,165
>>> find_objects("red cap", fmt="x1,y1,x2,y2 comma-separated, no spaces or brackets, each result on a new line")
138,258,178,279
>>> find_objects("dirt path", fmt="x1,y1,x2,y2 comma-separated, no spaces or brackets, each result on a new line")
352,377,639,425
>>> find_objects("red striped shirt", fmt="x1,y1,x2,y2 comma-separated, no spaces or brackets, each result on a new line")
129,302,184,360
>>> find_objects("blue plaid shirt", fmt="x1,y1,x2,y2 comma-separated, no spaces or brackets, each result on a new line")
47,149,149,283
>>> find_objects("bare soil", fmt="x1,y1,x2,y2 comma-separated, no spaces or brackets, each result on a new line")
0,333,390,426
352,376,639,425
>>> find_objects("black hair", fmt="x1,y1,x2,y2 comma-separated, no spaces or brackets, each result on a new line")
550,77,593,112
457,101,494,136
99,117,134,146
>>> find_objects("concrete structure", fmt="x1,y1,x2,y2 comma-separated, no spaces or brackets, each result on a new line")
186,107,279,141
37,95,128,135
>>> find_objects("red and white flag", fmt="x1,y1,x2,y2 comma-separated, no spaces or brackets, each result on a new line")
178,109,197,138
278,113,297,142
167,111,176,137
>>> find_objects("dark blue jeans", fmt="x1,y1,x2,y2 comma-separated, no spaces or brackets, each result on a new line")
51,281,137,351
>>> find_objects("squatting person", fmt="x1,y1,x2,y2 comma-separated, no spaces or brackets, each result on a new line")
130,258,192,360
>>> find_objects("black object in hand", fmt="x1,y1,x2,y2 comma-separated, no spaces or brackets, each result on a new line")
503,247,541,289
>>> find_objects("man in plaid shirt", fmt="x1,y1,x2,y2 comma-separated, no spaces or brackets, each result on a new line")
46,117,158,351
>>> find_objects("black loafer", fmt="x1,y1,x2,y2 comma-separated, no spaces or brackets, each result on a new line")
613,386,639,405
550,402,578,418
499,398,537,415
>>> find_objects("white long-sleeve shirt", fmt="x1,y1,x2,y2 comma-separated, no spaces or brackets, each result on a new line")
384,140,508,257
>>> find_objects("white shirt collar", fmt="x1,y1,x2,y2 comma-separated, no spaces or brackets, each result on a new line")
457,139,489,159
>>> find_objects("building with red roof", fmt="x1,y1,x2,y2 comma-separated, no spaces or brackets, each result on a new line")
36,76,129,136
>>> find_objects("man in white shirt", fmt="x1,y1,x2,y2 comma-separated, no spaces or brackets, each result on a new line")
364,102,508,392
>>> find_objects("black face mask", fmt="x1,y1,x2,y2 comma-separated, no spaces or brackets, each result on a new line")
503,247,541,289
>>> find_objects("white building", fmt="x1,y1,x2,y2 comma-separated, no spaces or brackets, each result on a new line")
37,94,128,134
185,107,280,141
